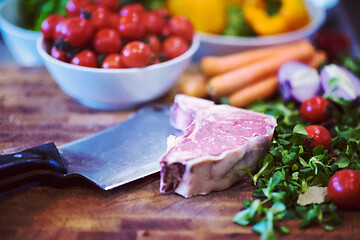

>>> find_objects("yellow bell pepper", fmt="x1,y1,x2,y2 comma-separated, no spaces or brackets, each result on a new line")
243,0,310,36
166,0,227,34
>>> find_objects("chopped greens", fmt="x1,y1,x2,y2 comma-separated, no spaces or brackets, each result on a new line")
233,96,360,240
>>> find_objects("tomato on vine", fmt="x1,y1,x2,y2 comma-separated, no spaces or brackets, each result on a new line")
300,96,329,123
327,169,360,209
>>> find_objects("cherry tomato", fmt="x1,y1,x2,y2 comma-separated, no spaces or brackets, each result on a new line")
50,46,67,62
300,96,329,123
81,3,110,13
54,17,94,48
168,16,194,42
117,12,146,41
151,8,170,20
163,36,189,60
143,12,165,35
66,0,92,17
160,23,172,38
71,50,97,67
327,169,360,209
81,4,111,31
143,34,162,53
41,14,63,40
119,3,145,16
304,125,332,149
101,53,123,69
109,13,120,29
92,28,121,54
121,41,151,68
94,0,120,12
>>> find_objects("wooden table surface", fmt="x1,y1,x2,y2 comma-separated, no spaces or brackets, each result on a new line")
0,63,359,240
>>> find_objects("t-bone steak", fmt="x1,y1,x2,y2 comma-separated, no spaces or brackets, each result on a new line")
160,94,277,198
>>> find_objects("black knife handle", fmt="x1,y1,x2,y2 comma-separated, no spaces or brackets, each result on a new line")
0,142,67,184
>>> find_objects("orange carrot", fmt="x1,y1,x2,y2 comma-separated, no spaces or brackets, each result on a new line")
207,39,315,97
227,76,278,107
200,39,314,77
180,73,208,98
200,44,288,77
306,50,327,68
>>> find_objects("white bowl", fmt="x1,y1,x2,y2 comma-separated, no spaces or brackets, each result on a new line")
36,36,200,110
0,0,43,67
193,0,326,61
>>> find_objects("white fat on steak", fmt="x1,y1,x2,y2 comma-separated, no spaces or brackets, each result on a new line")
160,94,277,198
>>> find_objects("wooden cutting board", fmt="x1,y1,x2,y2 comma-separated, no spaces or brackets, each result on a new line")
0,65,359,240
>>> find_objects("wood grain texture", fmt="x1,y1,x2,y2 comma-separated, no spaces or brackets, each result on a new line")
0,65,359,240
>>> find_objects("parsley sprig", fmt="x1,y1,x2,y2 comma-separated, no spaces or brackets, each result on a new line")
233,98,360,240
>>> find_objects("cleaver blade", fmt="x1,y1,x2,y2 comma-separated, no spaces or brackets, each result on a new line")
0,104,179,190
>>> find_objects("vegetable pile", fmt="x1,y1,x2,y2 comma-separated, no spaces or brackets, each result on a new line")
40,0,194,68
180,39,326,107
231,55,360,239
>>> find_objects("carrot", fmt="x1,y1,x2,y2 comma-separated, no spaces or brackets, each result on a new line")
306,50,327,68
200,43,289,77
200,39,315,77
179,73,208,98
227,76,278,108
207,39,315,97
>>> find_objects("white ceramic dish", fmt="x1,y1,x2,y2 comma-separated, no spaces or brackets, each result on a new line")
0,0,43,67
193,0,326,61
36,35,200,110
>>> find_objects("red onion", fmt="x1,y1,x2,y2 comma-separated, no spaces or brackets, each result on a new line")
278,61,321,103
320,64,360,100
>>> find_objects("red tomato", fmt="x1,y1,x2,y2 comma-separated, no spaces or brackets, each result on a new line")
54,17,94,48
81,4,111,30
50,46,67,62
143,12,165,35
300,96,329,123
151,8,170,20
121,41,151,68
119,3,146,16
94,0,120,12
71,50,97,67
168,16,194,42
144,34,162,53
92,28,121,54
163,36,189,60
81,3,110,12
41,14,63,40
304,125,332,149
117,12,146,40
327,169,360,209
109,13,120,29
101,53,123,69
66,0,92,17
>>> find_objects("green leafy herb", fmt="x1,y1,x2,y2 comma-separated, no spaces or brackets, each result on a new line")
233,97,360,240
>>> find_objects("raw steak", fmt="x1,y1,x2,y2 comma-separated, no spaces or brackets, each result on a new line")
160,95,277,198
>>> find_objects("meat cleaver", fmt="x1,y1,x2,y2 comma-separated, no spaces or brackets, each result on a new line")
0,104,179,190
